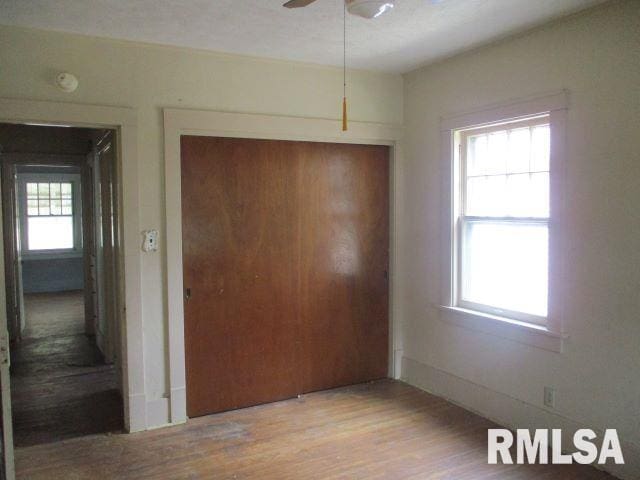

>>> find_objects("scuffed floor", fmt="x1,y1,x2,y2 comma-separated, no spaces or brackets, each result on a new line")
15,380,614,480
10,291,123,447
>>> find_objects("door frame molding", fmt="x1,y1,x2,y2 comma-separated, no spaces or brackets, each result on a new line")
0,97,146,433
164,108,404,425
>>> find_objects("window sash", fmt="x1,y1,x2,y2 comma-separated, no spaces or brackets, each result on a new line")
456,216,548,325
455,115,551,323
459,116,550,219
26,182,74,217
27,216,76,251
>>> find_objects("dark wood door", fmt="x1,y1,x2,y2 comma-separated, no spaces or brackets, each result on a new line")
181,136,389,418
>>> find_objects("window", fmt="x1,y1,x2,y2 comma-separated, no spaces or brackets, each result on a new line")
441,93,567,350
26,182,75,250
19,173,82,255
457,117,550,324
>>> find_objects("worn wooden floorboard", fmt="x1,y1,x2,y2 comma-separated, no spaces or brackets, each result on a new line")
15,379,613,479
11,291,123,448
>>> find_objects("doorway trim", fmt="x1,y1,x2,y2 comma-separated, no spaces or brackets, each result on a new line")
164,108,404,425
0,98,146,432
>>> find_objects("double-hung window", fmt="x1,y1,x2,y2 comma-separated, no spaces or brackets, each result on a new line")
19,173,83,255
457,116,550,324
443,93,567,349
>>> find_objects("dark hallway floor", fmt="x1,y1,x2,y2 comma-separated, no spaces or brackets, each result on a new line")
10,290,123,447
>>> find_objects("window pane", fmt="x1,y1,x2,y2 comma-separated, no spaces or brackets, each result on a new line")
468,132,510,176
27,216,74,250
487,131,508,174
38,183,50,197
465,123,550,219
62,199,73,215
38,199,50,216
61,183,72,197
507,127,531,174
467,135,488,176
462,221,548,317
50,183,61,198
27,183,38,197
531,125,550,172
50,199,62,215
27,200,39,216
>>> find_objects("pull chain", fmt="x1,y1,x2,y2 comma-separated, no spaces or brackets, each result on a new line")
342,1,348,131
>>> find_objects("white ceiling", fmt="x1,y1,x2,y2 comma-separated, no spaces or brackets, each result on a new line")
0,0,607,73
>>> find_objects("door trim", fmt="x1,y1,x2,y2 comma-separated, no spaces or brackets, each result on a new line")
0,98,146,433
164,108,404,425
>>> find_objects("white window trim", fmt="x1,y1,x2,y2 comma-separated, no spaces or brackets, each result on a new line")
440,91,569,352
17,172,83,259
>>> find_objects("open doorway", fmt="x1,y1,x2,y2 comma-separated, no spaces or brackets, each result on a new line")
0,123,123,447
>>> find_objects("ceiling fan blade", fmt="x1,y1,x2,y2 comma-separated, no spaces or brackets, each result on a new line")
283,0,319,8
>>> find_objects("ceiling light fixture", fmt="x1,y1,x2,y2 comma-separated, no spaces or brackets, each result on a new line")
55,72,79,93
284,0,396,20
346,0,394,19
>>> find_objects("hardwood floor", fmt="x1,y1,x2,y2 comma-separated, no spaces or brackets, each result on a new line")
11,291,123,448
15,380,613,479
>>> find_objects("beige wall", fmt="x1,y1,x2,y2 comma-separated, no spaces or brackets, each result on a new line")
402,1,639,477
0,25,403,425
2,1,639,475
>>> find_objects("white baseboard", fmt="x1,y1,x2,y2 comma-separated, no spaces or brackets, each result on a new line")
402,356,639,480
170,386,188,424
126,392,147,433
128,393,187,431
145,397,171,429
392,348,404,379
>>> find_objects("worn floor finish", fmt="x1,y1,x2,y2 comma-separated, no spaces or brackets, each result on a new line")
11,291,123,448
15,380,613,479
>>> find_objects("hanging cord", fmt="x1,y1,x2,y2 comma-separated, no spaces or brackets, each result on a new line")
342,2,347,98
342,1,348,131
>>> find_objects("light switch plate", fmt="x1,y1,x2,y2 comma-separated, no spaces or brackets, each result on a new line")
142,230,159,252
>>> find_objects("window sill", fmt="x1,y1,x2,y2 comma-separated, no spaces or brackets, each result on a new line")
439,306,567,353
22,251,83,261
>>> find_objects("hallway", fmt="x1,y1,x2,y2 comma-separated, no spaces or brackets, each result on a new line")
10,291,123,447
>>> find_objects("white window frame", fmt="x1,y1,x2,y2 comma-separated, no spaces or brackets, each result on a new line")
18,172,83,259
456,116,550,325
440,92,568,352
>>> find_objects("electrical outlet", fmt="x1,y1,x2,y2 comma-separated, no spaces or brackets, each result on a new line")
544,386,556,408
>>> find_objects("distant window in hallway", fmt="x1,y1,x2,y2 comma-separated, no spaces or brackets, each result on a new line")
26,181,74,250
18,172,82,255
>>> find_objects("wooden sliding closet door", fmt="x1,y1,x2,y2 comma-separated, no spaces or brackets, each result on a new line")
181,137,303,417
181,136,389,418
297,143,389,393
